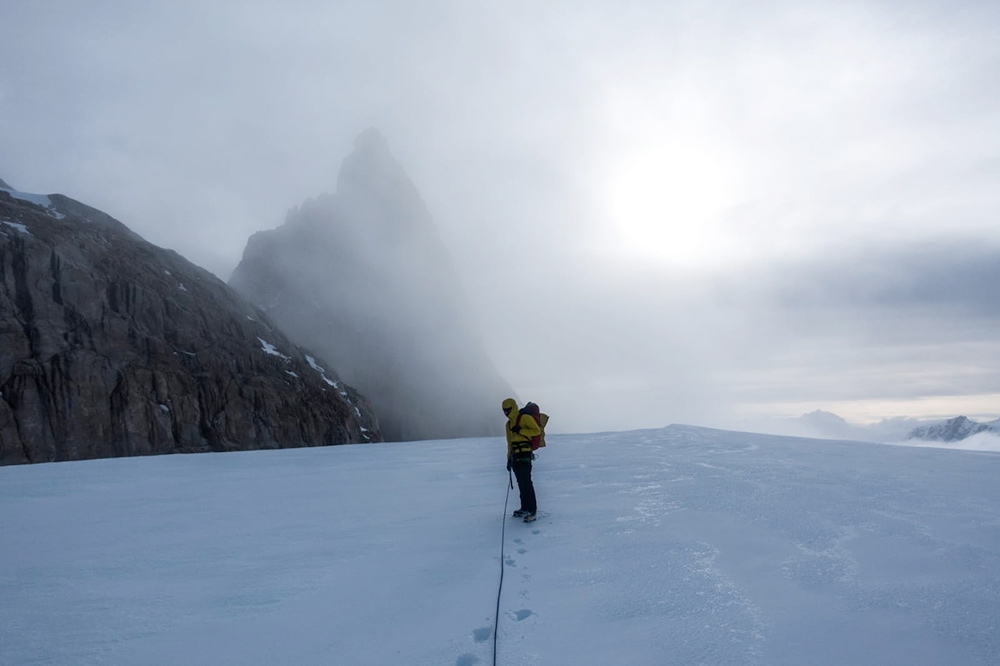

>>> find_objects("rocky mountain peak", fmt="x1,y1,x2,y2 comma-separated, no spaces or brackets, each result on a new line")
906,416,995,442
230,133,512,442
338,127,403,190
1,184,381,464
334,129,432,241
353,127,392,158
801,410,849,427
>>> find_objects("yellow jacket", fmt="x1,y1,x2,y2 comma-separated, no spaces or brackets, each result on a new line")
503,398,541,459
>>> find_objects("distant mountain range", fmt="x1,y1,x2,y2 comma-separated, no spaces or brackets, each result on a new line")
905,416,999,442
777,410,999,443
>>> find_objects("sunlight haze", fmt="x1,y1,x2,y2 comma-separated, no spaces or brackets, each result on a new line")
2,0,997,434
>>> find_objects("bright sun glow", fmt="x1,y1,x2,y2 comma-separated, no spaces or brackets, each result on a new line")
604,137,741,269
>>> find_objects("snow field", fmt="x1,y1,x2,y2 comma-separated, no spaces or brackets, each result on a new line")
2,425,999,665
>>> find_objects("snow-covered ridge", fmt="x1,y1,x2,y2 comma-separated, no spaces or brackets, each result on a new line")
754,409,1000,445
891,430,1000,453
905,415,998,442
1,186,66,219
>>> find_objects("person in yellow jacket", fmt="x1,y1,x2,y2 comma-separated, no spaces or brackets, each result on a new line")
503,398,541,522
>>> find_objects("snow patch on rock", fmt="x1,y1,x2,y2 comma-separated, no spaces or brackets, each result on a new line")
257,337,291,361
1,219,32,236
305,355,326,374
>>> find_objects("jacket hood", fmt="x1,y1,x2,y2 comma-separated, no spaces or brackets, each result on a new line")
502,398,518,417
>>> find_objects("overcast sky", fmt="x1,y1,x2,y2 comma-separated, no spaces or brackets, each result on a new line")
2,0,998,434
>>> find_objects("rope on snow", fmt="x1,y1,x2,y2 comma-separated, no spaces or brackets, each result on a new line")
493,478,512,666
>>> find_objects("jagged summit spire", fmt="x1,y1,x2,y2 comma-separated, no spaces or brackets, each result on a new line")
353,127,391,156
0,176,12,189
335,128,431,237
231,131,513,442
339,127,400,187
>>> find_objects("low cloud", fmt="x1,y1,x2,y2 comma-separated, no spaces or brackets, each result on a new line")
887,431,1000,453
765,240,1000,320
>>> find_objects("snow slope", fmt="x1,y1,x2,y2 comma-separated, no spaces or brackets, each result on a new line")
2,426,999,666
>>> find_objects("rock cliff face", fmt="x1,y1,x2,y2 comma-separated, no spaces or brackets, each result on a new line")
0,184,380,465
230,130,513,441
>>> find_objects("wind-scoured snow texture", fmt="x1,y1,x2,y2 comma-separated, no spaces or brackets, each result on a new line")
230,128,513,442
2,425,998,665
0,187,380,464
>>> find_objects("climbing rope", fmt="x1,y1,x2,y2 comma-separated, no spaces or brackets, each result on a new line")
493,475,513,666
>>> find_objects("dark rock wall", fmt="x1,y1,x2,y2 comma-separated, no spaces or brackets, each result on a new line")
230,131,513,442
0,189,380,465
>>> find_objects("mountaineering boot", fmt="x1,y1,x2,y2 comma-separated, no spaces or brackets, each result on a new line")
523,512,537,523
512,509,528,518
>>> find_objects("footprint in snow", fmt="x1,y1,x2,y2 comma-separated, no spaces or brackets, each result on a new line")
517,548,527,555
455,654,479,666
510,609,534,622
513,538,523,545
505,556,516,567
472,627,492,643
531,529,541,535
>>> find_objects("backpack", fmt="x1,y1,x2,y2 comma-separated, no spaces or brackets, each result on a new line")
516,402,549,451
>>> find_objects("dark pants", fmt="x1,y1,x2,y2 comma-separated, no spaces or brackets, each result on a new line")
512,457,537,514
